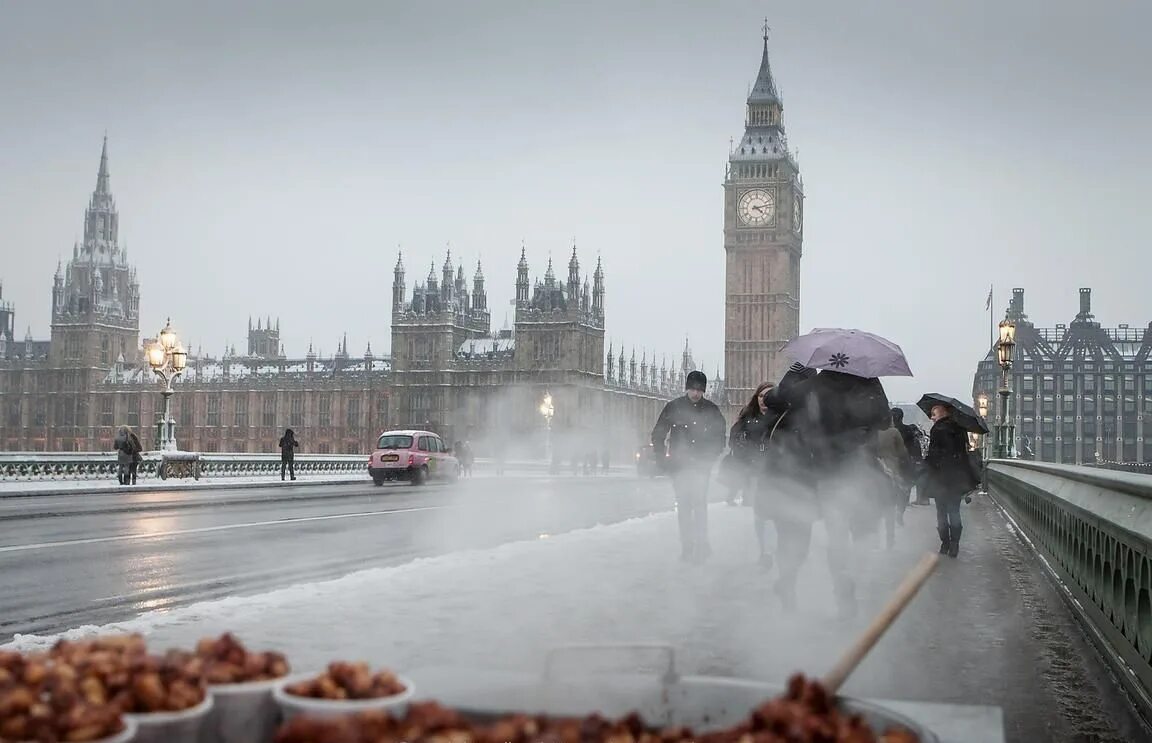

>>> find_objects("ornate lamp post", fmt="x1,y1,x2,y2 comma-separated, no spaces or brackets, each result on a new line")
995,320,1017,459
147,318,188,452
539,391,554,465
976,394,990,461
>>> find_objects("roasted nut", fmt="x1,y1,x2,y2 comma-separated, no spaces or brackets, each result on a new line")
193,632,291,685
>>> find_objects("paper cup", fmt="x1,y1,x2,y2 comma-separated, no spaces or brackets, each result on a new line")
125,693,213,743
272,674,414,721
208,677,290,743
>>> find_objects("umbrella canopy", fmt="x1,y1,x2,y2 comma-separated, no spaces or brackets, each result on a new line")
917,393,990,434
782,328,913,379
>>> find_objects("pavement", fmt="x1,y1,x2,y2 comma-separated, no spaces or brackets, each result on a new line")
2,476,1147,742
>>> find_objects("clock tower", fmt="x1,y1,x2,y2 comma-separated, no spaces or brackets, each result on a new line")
723,26,802,413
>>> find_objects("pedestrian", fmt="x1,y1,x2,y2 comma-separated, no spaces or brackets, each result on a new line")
460,440,474,477
756,362,820,611
922,403,980,558
893,409,927,505
800,367,893,619
726,381,777,552
279,428,299,481
875,424,911,550
113,425,138,486
127,428,143,485
650,370,727,563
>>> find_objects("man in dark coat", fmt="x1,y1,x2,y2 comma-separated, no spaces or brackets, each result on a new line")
651,370,727,563
793,368,892,619
279,428,299,481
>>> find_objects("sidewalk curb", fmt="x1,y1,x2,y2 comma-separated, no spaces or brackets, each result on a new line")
0,477,369,499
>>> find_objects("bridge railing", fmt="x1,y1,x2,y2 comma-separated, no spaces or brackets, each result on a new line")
0,452,367,482
987,459,1152,715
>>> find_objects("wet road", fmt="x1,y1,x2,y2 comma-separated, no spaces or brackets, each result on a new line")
0,475,672,639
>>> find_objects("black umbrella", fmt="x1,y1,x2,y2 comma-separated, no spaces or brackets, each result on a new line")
917,393,990,434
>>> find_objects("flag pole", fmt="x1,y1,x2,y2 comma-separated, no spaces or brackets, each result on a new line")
989,285,994,351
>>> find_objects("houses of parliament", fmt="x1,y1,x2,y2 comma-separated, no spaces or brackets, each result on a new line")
0,139,706,457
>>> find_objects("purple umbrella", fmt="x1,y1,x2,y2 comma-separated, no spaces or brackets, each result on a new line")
782,328,913,378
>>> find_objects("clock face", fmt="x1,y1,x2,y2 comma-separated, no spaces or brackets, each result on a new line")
737,189,775,226
794,194,802,232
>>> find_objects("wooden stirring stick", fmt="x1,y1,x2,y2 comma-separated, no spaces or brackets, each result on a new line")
822,552,941,695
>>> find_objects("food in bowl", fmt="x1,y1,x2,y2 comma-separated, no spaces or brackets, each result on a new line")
195,632,290,684
47,635,206,714
283,662,407,701
274,675,920,743
0,648,130,742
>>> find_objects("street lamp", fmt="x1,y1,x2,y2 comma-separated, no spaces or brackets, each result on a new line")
539,391,555,467
149,318,186,452
976,393,990,461
995,320,1017,459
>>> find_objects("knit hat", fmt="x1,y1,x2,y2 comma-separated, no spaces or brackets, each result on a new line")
685,370,708,391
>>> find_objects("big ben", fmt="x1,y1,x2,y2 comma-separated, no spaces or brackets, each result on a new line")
723,27,802,413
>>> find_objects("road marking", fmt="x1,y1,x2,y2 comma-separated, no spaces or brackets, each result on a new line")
0,506,442,554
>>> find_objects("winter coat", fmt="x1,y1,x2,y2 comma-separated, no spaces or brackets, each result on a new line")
651,395,727,471
922,417,980,501
794,370,892,471
876,427,911,489
114,429,134,465
278,432,299,461
729,409,778,465
748,383,820,523
127,432,143,463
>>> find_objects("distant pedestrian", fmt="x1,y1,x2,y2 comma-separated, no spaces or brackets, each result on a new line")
279,428,299,481
923,404,980,558
459,440,474,477
892,408,924,506
651,370,727,564
114,425,142,486
876,425,911,550
600,449,610,473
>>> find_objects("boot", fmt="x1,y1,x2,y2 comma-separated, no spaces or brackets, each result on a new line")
947,526,962,558
938,526,951,555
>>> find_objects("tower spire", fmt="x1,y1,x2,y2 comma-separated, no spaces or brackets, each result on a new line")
96,134,111,195
749,21,779,104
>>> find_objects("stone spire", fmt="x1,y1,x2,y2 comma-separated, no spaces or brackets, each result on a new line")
96,134,111,196
567,243,580,300
515,244,530,308
748,19,780,104
472,260,487,312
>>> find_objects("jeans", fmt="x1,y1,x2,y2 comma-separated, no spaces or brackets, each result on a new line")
672,467,711,557
936,494,963,530
281,458,295,480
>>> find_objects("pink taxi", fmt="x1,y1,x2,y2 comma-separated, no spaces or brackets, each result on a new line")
369,429,459,486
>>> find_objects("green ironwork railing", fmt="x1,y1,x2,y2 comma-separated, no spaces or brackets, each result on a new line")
987,460,1152,716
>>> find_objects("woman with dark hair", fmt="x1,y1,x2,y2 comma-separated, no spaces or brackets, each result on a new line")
279,428,299,481
923,404,980,558
728,382,777,559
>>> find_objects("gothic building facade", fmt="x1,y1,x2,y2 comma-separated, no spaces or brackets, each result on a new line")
723,30,803,414
0,140,700,458
972,288,1152,465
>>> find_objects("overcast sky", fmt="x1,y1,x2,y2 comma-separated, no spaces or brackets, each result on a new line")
1,0,1150,402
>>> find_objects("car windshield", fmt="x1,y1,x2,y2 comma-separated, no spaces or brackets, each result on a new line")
377,434,414,450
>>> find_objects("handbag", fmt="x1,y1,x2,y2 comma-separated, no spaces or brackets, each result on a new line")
718,452,744,488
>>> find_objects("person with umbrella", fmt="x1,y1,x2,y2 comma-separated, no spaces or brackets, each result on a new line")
780,328,913,619
917,394,985,558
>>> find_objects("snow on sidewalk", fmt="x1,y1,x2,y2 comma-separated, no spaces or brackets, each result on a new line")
5,502,931,685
